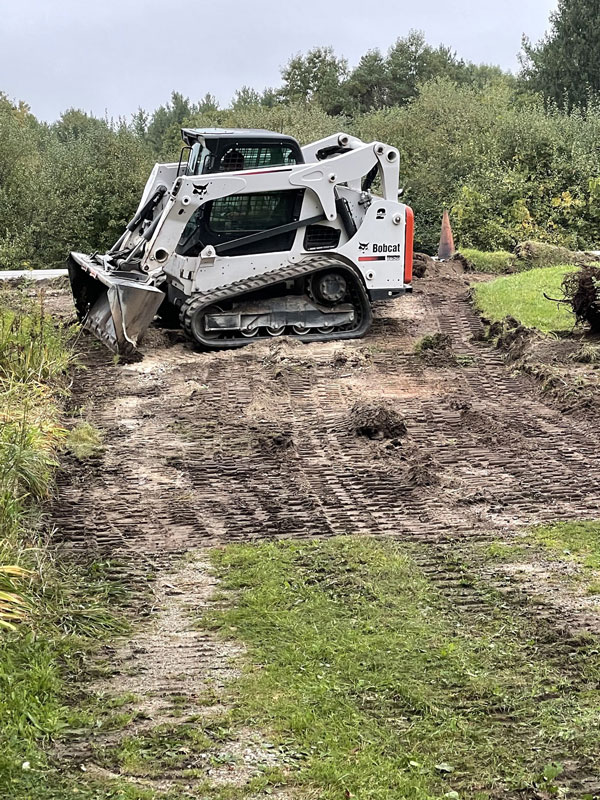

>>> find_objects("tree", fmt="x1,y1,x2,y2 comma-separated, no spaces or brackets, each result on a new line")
521,0,600,110
197,93,219,114
386,31,463,107
280,46,349,114
232,86,261,110
346,50,389,113
146,91,194,154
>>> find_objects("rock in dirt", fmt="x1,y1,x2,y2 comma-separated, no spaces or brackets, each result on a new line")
349,400,408,441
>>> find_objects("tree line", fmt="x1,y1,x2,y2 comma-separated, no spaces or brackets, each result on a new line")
1,0,600,267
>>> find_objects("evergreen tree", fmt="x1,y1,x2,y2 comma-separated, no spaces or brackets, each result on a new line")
386,30,461,107
521,0,600,110
346,50,389,113
280,47,349,115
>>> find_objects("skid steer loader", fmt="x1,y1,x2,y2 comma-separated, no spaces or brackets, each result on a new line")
68,127,414,357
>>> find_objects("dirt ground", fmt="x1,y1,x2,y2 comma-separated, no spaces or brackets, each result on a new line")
44,259,600,791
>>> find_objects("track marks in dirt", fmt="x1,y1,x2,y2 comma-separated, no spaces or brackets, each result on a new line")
65,555,287,794
54,276,600,557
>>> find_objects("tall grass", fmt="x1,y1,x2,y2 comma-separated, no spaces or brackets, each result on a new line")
0,295,72,564
0,294,131,797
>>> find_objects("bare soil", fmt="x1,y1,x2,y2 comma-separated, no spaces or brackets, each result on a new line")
43,257,600,790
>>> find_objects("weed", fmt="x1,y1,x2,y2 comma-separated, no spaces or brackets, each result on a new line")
570,343,600,363
64,421,104,459
0,294,133,800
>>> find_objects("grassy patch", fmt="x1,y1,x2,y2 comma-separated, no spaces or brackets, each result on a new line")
459,248,514,274
64,421,104,460
473,265,576,332
205,537,600,800
0,297,136,799
530,520,600,570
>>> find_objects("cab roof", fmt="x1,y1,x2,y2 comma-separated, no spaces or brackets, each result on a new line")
181,127,300,146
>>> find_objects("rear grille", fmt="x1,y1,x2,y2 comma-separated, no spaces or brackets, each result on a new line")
304,225,341,251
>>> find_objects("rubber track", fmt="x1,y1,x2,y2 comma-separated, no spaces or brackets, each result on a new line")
179,255,372,348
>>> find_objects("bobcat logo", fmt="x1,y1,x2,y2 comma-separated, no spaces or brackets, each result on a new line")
192,182,209,197
358,242,370,252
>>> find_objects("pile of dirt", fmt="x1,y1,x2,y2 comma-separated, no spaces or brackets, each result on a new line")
251,423,295,454
349,400,407,441
331,347,372,369
413,252,436,279
452,252,476,273
414,332,457,366
406,450,441,487
485,317,539,361
262,339,315,371
561,265,600,332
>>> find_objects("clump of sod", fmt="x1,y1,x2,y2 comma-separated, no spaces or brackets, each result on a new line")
349,401,407,441
560,265,600,332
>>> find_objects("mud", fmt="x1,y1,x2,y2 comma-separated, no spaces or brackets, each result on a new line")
50,260,600,560
348,400,407,440
486,315,600,416
43,257,600,791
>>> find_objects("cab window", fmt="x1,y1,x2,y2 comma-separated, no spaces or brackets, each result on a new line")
216,144,298,172
176,190,304,257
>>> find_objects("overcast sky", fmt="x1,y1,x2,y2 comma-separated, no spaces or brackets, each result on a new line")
0,0,557,122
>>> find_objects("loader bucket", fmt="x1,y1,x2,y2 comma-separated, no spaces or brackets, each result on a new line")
68,253,164,358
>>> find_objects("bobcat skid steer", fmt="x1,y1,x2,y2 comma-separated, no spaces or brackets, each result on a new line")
68,128,414,357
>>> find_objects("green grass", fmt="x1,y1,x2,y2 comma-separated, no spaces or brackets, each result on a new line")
459,248,514,274
0,296,139,800
64,421,104,460
530,520,600,570
205,537,600,800
473,265,577,332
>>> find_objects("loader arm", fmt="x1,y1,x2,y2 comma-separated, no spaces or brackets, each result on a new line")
141,141,400,272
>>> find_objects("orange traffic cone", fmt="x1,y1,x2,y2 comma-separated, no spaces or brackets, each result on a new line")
437,209,455,261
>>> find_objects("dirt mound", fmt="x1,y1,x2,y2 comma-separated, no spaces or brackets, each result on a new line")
485,317,539,360
413,252,435,279
262,338,315,370
561,265,600,332
349,401,407,441
414,332,457,366
332,347,371,369
252,424,295,454
406,448,441,486
140,326,183,350
452,252,476,273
